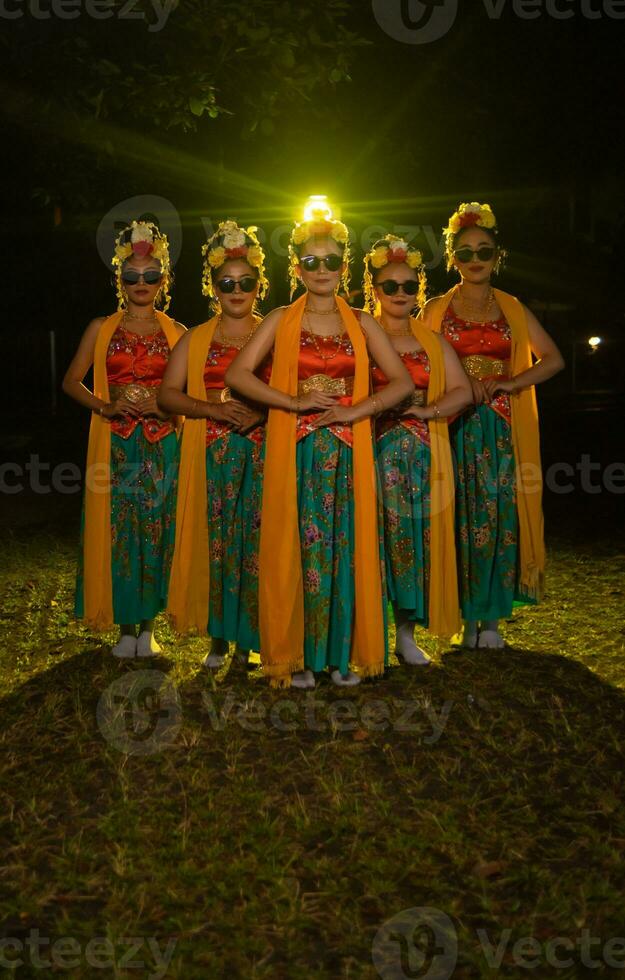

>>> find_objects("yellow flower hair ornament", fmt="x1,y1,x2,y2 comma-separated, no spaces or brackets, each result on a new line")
201,220,269,301
363,235,428,314
444,202,503,270
288,210,351,299
111,220,172,312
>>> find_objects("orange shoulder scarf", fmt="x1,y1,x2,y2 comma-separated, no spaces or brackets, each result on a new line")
259,294,385,687
167,316,219,633
425,287,545,599
408,317,461,636
81,310,182,629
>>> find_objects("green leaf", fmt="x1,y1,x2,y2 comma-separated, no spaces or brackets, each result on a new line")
189,97,205,116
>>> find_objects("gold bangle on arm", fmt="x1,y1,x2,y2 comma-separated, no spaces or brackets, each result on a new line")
431,402,440,420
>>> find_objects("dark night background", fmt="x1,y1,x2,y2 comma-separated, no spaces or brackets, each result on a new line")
1,0,623,533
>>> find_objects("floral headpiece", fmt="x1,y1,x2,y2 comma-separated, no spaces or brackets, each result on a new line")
288,208,350,298
444,202,499,269
112,220,172,311
363,235,427,314
201,220,268,302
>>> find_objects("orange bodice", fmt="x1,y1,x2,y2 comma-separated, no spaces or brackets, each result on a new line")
203,340,270,447
296,329,357,446
441,305,512,423
373,348,430,445
106,325,173,442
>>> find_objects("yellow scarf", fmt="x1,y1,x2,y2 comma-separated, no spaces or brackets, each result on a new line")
167,316,219,633
426,287,545,599
81,310,182,629
259,294,385,687
408,317,461,636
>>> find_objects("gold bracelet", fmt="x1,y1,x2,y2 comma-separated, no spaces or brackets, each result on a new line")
432,402,440,420
371,396,384,416
291,395,300,413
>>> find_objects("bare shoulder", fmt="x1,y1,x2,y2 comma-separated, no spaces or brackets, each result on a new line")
356,309,380,335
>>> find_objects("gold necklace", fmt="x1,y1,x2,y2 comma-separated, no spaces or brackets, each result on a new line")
456,285,495,323
304,313,345,362
305,303,339,316
216,315,256,350
124,309,156,321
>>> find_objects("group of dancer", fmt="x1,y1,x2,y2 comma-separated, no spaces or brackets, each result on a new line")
63,202,564,688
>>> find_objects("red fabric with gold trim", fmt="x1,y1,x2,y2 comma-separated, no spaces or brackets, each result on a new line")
203,340,270,447
296,331,357,447
373,349,430,446
441,306,512,423
106,325,174,443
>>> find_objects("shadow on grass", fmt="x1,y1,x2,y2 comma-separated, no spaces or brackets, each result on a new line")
2,641,625,978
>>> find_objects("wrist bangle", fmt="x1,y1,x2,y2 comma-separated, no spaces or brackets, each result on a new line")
291,395,300,413
98,405,105,417
432,402,440,420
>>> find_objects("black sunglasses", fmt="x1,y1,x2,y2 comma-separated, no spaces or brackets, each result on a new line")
377,279,420,296
216,276,258,294
453,246,497,264
299,253,343,273
121,269,163,285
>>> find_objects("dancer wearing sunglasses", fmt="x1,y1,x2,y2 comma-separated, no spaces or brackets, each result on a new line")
421,203,564,649
62,220,185,658
159,222,269,670
226,208,413,689
363,237,472,665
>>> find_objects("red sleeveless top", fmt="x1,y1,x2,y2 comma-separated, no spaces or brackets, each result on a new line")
372,348,430,446
296,328,357,447
106,325,174,442
441,306,512,423
203,340,270,447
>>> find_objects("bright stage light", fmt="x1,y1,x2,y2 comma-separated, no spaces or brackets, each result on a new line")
303,195,333,222
588,336,602,350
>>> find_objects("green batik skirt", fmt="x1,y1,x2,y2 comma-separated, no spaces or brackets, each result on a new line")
376,424,431,626
450,405,535,621
206,431,263,651
75,428,178,625
296,426,388,675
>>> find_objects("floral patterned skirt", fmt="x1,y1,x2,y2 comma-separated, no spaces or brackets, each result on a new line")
296,427,388,675
75,428,178,625
376,424,431,625
450,405,534,620
206,432,263,651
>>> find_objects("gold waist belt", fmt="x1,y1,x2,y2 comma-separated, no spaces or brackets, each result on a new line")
109,383,156,403
461,355,509,380
410,389,426,407
298,374,354,396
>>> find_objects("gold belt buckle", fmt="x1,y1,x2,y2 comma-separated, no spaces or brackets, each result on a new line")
411,389,426,407
124,383,151,404
461,355,509,380
298,374,354,396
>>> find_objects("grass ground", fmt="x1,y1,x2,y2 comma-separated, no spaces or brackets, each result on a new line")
1,517,624,979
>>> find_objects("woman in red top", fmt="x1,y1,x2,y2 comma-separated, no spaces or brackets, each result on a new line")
226,209,413,689
364,236,471,664
159,222,269,670
63,220,185,658
421,203,564,649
